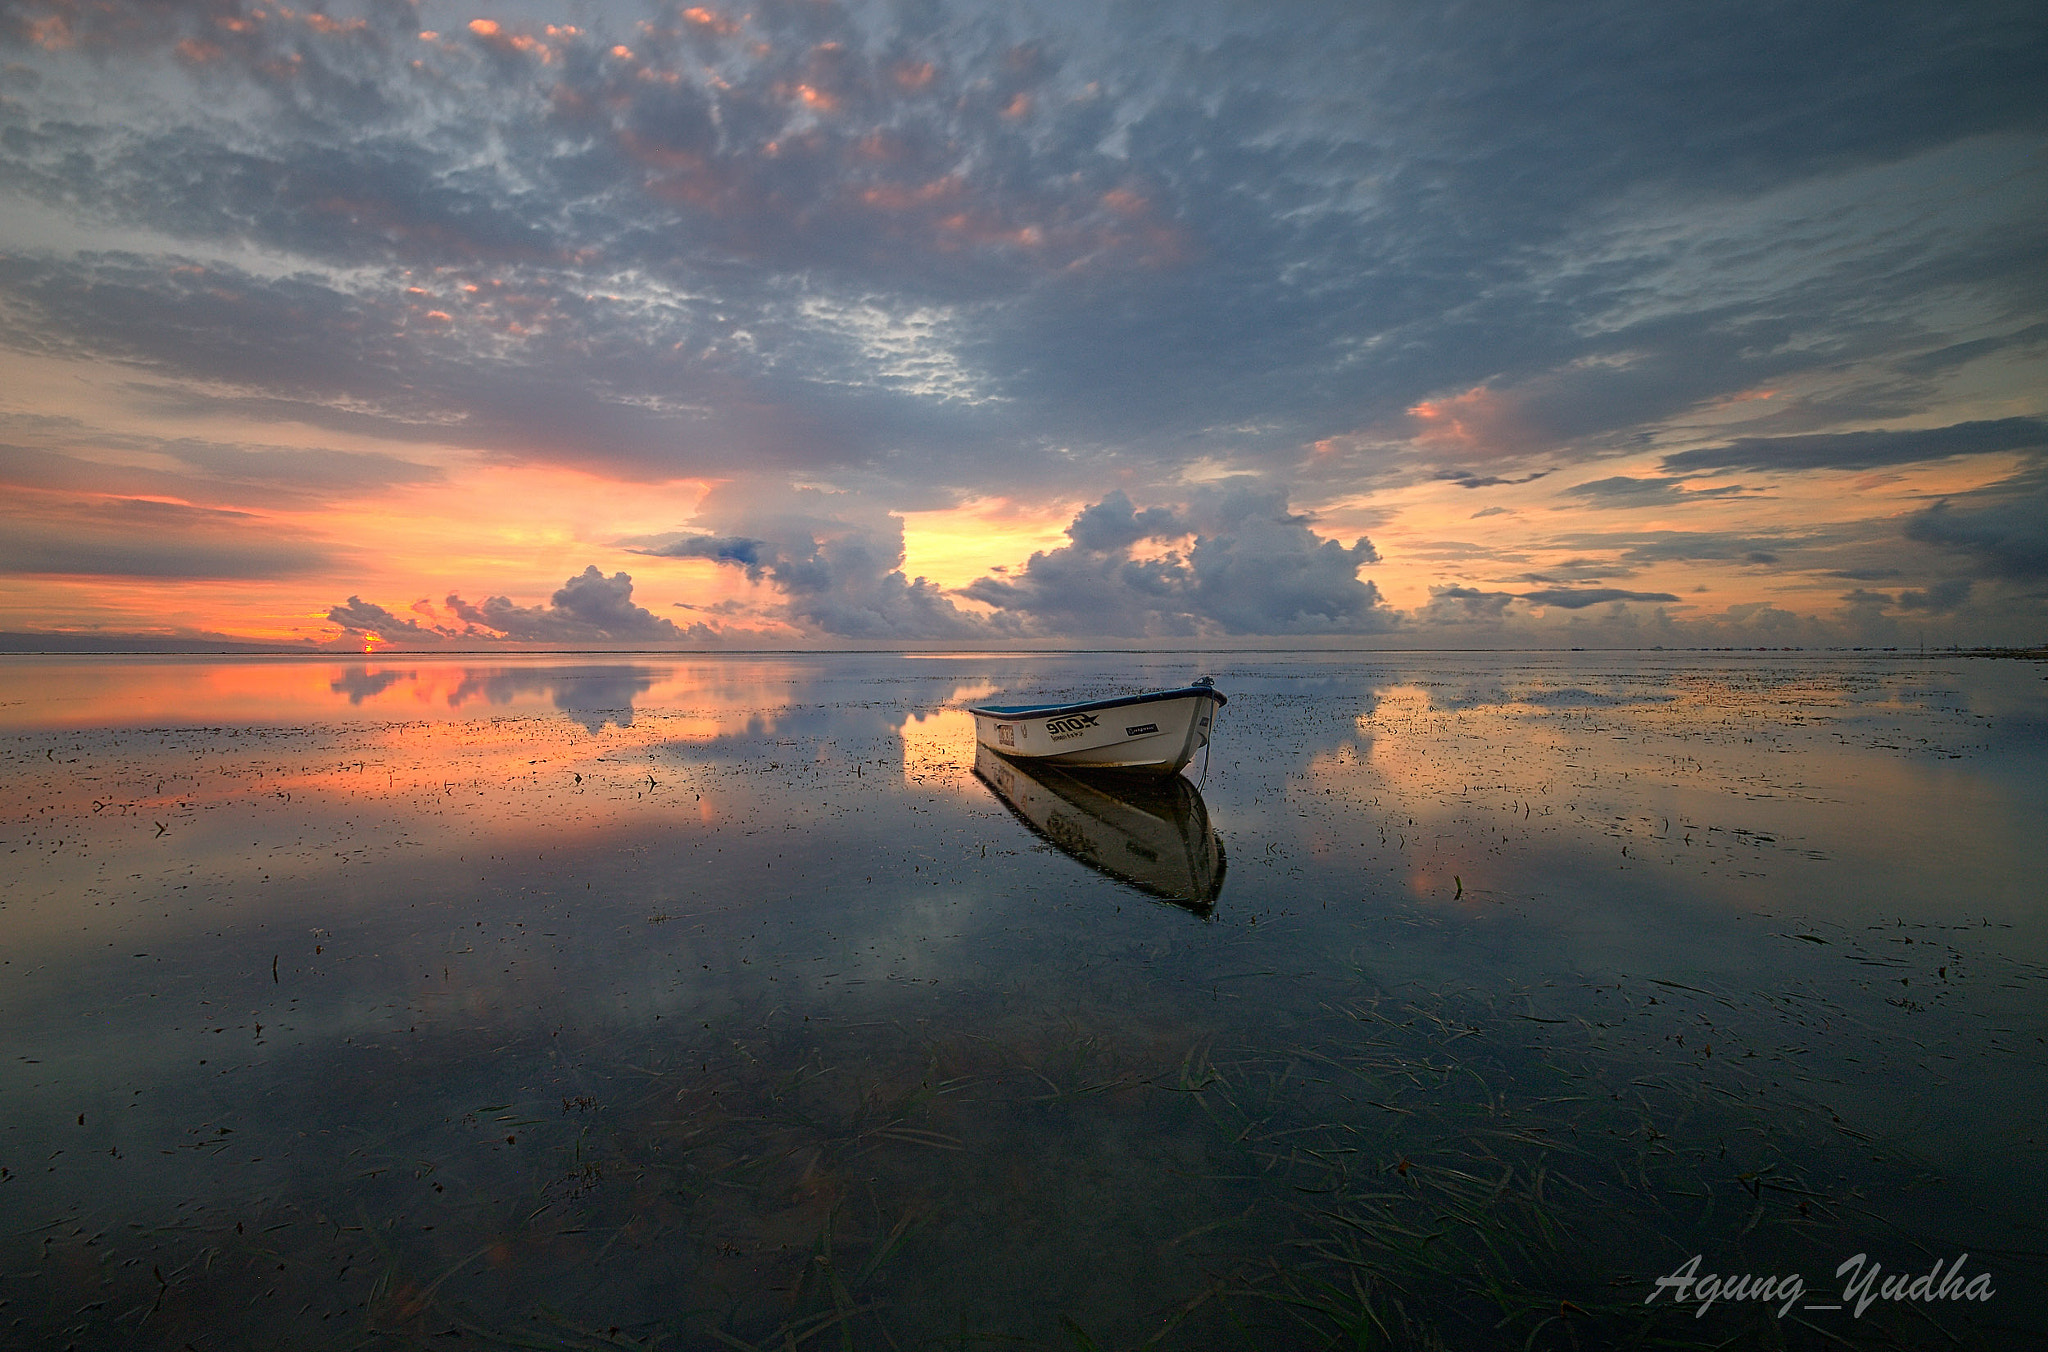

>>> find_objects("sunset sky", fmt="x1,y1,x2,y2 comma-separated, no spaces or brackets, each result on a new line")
1,0,2043,649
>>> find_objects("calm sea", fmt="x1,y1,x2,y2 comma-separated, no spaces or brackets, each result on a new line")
2,651,2043,1349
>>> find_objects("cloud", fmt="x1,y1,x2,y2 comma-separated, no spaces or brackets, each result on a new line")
653,536,772,571
1424,582,1683,625
1064,492,1191,553
1895,578,1975,612
1562,475,1765,508
1541,529,1819,566
1437,469,1553,490
632,494,995,639
327,568,714,646
0,428,440,511
2,0,2035,500
961,484,1392,636
2,0,2046,644
1407,388,1546,462
1904,468,2048,580
443,567,699,644
326,596,447,644
1423,585,1518,620
441,666,661,732
1897,322,2048,376
0,629,312,653
1519,587,1680,609
1659,417,2048,475
0,494,333,578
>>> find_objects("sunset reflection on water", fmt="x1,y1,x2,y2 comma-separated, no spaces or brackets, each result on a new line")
1,651,2042,1349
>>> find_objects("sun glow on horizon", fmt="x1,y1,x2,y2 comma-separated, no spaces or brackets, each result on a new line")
899,498,1076,590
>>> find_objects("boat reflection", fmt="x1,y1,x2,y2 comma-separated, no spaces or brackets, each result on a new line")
974,742,1226,912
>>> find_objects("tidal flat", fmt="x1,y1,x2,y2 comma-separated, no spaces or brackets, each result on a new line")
1,650,2043,1350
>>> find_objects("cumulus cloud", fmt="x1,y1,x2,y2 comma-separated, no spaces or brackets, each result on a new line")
961,484,1392,636
443,567,698,644
1423,586,1519,621
326,596,447,644
632,493,995,639
328,567,713,646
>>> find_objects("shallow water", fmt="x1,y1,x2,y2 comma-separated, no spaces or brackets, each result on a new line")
1,651,2043,1349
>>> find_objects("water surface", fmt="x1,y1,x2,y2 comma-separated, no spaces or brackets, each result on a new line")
2,651,2043,1349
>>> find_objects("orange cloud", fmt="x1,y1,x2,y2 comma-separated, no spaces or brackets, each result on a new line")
25,13,72,49
681,7,740,37
304,14,367,36
892,60,935,91
1406,385,1535,460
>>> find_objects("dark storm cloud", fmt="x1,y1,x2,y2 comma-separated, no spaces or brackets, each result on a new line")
1659,417,2048,476
961,484,1392,637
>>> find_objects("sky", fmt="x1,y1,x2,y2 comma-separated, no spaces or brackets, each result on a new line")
1,0,2044,650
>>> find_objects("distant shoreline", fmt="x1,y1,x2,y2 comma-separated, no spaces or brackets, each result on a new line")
1,634,2041,660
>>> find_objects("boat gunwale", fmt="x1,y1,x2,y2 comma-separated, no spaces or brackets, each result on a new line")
966,684,1227,719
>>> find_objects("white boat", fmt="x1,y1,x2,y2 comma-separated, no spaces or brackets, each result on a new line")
975,742,1225,910
968,677,1225,778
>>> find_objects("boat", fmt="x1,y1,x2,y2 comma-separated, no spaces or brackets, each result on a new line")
967,677,1226,778
974,742,1225,910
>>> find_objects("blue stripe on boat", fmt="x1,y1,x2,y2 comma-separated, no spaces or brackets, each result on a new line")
969,685,1226,718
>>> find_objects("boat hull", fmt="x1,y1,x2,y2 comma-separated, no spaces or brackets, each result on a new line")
968,684,1224,777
